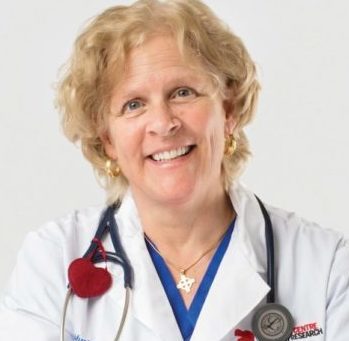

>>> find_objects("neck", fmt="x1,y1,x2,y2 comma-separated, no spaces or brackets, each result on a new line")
132,184,235,253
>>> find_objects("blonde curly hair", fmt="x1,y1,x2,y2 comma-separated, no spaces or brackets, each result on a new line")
56,0,260,203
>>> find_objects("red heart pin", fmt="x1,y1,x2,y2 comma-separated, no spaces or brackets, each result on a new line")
68,258,112,298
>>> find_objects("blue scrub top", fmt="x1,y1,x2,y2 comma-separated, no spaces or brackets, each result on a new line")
145,219,235,340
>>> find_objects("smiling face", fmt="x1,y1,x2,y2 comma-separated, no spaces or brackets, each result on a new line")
102,35,235,207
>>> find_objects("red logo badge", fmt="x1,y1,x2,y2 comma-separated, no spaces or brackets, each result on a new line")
235,329,255,341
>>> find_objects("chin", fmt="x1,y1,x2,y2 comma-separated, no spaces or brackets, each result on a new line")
149,181,198,206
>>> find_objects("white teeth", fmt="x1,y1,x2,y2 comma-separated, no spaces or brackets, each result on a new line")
152,146,190,161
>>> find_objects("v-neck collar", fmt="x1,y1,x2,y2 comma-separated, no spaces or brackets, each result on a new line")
145,219,236,340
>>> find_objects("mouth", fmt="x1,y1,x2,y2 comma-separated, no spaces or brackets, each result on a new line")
149,145,195,162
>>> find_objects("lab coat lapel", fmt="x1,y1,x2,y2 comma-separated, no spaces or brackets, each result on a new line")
190,231,270,341
116,193,183,341
127,234,183,341
190,183,271,341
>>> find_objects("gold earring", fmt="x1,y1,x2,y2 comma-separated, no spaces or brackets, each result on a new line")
105,159,120,178
225,135,237,157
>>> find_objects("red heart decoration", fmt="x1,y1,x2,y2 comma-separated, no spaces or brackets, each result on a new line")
68,258,112,298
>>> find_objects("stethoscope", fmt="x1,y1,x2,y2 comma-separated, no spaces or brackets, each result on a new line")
60,196,294,341
60,202,133,341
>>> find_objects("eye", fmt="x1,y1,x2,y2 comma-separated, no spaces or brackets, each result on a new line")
126,100,142,111
121,99,144,115
172,87,197,99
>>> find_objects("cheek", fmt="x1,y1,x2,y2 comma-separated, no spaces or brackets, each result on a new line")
188,104,225,149
108,120,143,160
184,106,225,169
181,102,217,132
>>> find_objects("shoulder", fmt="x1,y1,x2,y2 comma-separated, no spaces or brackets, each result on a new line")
230,181,348,270
7,205,107,294
267,203,346,252
20,206,106,258
266,203,349,293
231,181,347,249
32,205,105,241
1,206,107,319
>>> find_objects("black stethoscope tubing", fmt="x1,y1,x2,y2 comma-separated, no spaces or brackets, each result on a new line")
255,195,275,304
82,202,134,289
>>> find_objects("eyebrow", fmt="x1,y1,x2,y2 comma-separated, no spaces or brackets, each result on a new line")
116,74,203,101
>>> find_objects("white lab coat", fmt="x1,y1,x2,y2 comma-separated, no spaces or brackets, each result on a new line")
0,183,348,340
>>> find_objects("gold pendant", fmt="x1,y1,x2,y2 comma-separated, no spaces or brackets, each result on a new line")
176,272,195,293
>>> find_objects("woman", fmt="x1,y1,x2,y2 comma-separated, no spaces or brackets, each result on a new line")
0,0,348,340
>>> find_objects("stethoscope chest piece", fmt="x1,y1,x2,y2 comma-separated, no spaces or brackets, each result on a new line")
252,303,294,341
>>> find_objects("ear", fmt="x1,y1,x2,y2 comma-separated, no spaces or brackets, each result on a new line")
223,88,237,137
99,130,118,160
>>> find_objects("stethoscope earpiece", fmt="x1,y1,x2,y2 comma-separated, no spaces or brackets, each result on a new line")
252,303,294,341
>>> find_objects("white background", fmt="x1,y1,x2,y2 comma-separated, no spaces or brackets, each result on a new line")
1,0,348,291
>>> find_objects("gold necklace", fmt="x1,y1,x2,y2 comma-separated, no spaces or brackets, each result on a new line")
144,231,227,294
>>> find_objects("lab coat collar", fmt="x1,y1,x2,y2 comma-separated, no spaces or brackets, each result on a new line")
115,189,140,237
229,182,270,275
115,182,270,340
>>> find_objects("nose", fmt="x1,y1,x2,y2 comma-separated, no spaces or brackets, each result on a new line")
146,102,181,137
